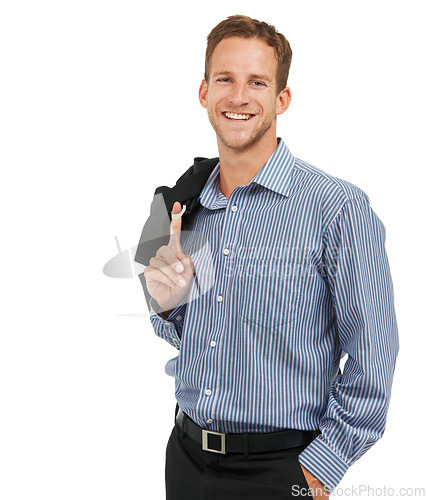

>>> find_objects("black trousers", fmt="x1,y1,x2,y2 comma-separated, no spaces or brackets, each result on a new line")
165,406,314,500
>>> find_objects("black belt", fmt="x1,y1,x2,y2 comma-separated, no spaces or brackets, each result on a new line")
175,407,320,455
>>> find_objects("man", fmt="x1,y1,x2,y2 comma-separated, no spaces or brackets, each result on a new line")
135,15,399,500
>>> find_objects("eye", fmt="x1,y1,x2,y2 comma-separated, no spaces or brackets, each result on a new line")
251,81,266,87
217,78,231,83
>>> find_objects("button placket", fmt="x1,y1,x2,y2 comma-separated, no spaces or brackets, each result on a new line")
205,189,244,424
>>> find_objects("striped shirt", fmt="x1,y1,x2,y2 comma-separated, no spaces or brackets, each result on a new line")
147,137,399,490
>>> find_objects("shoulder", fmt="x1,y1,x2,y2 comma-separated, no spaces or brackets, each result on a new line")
293,157,371,232
174,156,219,184
152,156,218,196
294,156,368,201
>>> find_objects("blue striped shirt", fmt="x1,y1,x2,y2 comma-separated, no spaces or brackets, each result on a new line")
147,137,399,490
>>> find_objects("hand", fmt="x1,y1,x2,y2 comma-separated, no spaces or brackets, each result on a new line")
300,465,331,500
144,201,195,312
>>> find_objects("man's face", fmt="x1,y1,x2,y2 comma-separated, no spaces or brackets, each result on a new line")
199,36,290,152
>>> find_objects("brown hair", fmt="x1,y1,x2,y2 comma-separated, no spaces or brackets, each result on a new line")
204,15,292,95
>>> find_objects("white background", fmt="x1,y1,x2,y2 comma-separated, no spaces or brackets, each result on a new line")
1,1,424,499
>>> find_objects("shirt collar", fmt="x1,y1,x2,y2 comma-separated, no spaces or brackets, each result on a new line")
199,137,295,210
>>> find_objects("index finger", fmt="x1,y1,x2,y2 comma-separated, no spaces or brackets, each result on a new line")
169,201,185,261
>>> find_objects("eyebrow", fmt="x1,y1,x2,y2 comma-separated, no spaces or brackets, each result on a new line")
212,70,271,82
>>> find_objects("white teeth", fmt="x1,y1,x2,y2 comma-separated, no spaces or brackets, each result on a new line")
224,112,252,120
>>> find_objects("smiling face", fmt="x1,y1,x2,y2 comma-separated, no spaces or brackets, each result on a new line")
199,36,291,153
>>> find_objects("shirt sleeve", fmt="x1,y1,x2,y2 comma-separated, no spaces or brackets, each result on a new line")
148,296,186,350
297,195,399,491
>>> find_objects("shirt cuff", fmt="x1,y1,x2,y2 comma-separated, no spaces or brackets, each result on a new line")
297,434,350,492
149,296,186,325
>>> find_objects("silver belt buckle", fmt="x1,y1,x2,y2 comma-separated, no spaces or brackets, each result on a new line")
202,429,226,454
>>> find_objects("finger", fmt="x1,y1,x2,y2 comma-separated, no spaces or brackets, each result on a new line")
156,247,194,289
149,256,188,289
180,254,195,277
157,245,185,274
169,201,184,261
144,266,180,289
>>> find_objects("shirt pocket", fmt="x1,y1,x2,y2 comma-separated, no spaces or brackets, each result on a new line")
235,258,306,330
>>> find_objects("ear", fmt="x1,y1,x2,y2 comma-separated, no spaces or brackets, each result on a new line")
275,87,292,116
199,79,208,109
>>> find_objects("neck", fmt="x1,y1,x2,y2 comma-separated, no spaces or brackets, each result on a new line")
217,133,279,199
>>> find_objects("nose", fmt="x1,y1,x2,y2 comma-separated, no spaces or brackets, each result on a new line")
227,82,249,106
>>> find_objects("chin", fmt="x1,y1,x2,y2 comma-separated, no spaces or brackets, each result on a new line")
219,132,262,151
214,126,255,149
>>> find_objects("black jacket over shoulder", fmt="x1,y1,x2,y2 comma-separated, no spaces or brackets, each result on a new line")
134,156,218,309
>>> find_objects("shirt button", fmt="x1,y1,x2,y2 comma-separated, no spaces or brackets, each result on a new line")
164,321,172,326
223,248,230,255
207,419,213,424
205,389,212,396
210,341,216,347
217,295,223,302
176,315,182,321
231,205,238,212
